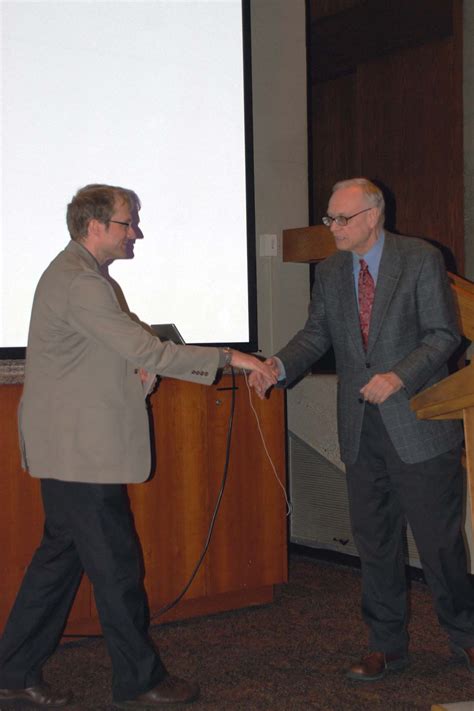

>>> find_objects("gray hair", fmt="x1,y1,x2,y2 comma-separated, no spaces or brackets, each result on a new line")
332,178,385,224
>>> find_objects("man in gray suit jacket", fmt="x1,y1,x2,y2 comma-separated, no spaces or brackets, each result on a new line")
0,184,275,708
251,178,474,681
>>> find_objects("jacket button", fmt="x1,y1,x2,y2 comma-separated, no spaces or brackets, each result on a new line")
365,362,371,368
358,397,364,404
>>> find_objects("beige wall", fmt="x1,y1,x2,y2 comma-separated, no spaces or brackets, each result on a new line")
250,0,309,358
251,0,340,464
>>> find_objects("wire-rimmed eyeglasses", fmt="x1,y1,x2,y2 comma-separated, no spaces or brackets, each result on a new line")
109,219,133,229
322,207,373,227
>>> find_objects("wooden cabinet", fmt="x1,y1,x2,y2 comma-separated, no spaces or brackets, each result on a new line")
0,375,287,634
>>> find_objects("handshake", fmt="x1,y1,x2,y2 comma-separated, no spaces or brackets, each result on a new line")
228,351,281,399
138,349,281,400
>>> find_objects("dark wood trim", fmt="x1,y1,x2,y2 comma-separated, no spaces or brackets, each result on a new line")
310,0,454,82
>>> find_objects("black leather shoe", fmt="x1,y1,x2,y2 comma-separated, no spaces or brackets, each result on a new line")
346,651,409,681
0,682,72,707
115,675,200,707
452,645,474,672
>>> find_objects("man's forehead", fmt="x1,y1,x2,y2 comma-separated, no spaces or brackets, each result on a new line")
328,186,364,211
112,197,131,215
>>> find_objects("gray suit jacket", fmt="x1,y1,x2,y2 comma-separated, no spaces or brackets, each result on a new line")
276,232,463,464
19,240,221,484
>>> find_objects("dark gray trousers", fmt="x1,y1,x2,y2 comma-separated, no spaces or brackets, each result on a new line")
346,403,474,656
0,479,167,701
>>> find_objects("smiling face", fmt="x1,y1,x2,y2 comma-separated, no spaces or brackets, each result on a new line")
327,185,381,255
86,196,140,265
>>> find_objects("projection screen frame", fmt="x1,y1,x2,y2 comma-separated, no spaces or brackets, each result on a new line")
0,0,257,360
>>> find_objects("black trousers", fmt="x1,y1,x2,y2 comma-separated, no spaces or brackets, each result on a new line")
346,404,474,656
0,480,167,702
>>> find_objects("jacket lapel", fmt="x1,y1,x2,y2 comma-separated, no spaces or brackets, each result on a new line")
339,255,366,355
366,232,402,354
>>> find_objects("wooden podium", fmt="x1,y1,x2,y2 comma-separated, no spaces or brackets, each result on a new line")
411,272,474,528
282,225,473,528
0,375,288,635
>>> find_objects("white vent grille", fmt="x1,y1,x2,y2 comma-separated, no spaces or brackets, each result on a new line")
288,432,423,567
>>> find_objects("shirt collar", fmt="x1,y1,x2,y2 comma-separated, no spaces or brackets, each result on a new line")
352,231,385,281
66,239,102,272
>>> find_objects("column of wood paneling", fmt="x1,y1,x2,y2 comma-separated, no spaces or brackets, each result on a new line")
308,0,464,272
0,385,93,632
204,377,287,595
356,40,463,269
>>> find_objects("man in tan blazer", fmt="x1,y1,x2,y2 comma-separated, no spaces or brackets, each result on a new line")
0,184,274,708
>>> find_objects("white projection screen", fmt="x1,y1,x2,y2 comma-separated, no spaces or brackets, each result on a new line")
0,0,256,356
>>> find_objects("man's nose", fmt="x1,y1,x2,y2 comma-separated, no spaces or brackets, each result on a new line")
127,225,139,239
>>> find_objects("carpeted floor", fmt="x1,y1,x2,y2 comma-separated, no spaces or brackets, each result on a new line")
2,553,474,710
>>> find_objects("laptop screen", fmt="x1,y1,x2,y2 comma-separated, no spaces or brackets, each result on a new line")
151,324,186,345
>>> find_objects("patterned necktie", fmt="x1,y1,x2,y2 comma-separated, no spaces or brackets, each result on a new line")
358,259,375,350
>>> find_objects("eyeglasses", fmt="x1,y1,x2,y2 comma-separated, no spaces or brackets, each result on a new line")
322,207,373,227
109,219,132,229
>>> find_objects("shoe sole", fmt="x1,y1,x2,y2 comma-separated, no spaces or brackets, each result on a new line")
114,692,199,708
346,657,410,682
114,703,197,709
0,693,72,708
0,700,71,709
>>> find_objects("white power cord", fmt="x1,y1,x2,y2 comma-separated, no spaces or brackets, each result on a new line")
243,369,292,516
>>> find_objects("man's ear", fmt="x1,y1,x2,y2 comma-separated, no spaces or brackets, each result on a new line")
87,218,103,240
368,207,380,229
88,218,98,234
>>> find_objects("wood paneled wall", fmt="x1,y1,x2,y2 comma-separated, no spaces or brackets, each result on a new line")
308,0,464,272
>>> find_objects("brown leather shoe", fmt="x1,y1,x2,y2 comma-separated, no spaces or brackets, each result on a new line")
115,675,200,707
0,682,72,707
452,645,474,672
346,651,409,681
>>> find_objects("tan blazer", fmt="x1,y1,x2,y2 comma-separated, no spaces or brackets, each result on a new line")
19,240,221,484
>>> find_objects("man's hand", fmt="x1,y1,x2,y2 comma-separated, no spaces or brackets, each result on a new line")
229,350,277,398
360,371,404,404
248,356,282,399
263,356,282,380
138,368,150,384
248,370,274,399
139,368,157,396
